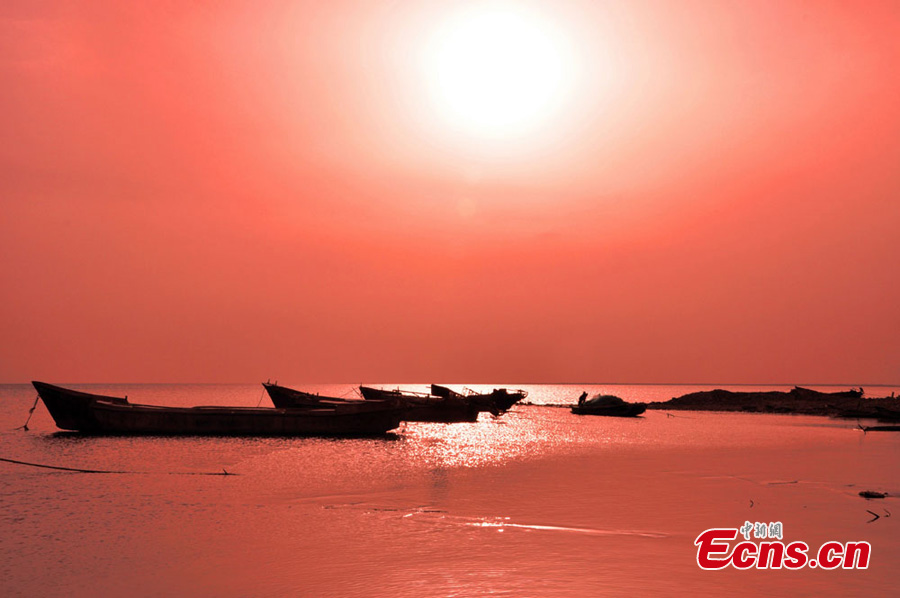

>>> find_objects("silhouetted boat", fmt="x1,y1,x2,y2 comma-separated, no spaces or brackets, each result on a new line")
792,386,863,399
262,382,400,414
359,386,480,423
430,384,528,414
32,381,403,436
861,425,900,432
874,406,900,422
571,393,647,417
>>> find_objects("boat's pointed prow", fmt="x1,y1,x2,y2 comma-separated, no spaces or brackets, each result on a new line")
31,380,53,393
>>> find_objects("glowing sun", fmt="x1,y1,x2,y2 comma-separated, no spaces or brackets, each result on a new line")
425,6,572,138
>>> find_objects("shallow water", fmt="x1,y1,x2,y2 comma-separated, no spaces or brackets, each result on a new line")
1,383,898,596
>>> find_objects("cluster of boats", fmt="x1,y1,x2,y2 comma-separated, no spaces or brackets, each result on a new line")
265,383,524,424
33,381,896,437
30,381,651,438
30,381,528,437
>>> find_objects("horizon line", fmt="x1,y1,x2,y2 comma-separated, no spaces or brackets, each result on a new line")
6,380,898,387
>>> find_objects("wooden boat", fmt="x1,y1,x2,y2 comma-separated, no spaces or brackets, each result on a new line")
430,384,528,414
262,382,400,414
571,393,647,417
359,386,480,423
861,424,900,432
32,381,403,436
792,386,863,399
874,406,900,422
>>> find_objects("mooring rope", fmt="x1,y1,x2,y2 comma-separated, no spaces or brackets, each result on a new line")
0,456,236,476
15,395,40,431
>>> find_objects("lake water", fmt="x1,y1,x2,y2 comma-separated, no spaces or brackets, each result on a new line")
1,383,898,596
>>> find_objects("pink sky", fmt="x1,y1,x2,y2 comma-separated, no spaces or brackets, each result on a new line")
2,1,898,383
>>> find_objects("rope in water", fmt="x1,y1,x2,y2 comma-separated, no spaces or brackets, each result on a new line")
9,393,236,475
0,456,235,476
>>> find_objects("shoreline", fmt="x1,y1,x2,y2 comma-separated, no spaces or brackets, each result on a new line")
646,386,900,422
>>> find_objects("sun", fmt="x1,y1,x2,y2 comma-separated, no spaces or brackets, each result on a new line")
425,6,572,138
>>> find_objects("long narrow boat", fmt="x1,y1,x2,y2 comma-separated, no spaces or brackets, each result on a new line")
32,381,403,436
430,384,528,414
861,424,900,432
359,386,481,423
262,382,400,414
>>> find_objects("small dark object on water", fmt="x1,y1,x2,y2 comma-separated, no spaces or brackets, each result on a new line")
571,393,647,417
859,490,888,499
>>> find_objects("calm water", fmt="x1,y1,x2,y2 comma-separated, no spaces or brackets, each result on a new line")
1,383,899,597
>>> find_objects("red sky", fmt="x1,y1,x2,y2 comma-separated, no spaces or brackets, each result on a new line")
2,0,899,383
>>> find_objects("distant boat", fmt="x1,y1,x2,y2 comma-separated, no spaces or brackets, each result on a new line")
31,381,403,436
571,393,647,417
262,382,400,414
359,386,480,423
792,386,863,399
874,406,900,422
861,424,900,432
429,384,528,414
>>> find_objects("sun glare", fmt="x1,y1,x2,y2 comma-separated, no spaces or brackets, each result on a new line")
425,6,572,138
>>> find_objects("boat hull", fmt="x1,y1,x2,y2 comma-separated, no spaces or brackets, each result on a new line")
359,386,480,423
32,381,402,436
571,404,647,417
263,383,401,414
430,384,527,414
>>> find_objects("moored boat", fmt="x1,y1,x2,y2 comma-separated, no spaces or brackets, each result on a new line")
32,381,403,436
861,424,900,432
571,393,647,417
262,382,400,414
430,384,528,414
359,386,480,423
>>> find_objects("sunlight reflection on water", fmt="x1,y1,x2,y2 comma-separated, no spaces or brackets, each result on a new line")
397,413,561,468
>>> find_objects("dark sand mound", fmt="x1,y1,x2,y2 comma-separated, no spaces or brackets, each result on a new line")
648,386,900,420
